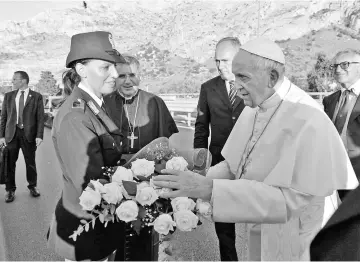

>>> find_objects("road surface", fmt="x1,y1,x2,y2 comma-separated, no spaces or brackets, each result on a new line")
0,127,248,261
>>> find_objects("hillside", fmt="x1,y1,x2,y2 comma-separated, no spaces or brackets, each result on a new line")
0,0,359,93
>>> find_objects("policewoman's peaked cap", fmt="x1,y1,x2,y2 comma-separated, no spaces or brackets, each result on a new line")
66,31,126,68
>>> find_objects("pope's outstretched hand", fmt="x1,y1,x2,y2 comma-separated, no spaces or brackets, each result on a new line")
153,169,213,201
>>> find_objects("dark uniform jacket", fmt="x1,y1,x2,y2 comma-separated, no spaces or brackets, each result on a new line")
0,89,44,143
323,90,360,179
194,76,245,166
310,186,360,261
47,86,126,261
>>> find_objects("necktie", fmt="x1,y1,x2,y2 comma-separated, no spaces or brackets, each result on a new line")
335,89,353,133
229,81,237,106
18,91,25,128
100,102,108,116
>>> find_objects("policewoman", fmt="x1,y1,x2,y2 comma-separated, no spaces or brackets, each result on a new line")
47,31,127,261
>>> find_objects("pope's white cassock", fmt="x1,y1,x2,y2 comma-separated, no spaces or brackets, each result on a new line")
207,76,359,261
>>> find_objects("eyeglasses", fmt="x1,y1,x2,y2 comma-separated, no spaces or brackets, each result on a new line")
13,78,23,81
330,62,359,70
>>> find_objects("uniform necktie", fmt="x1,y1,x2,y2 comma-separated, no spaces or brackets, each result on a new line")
335,89,353,133
18,90,25,128
229,81,237,106
100,102,108,116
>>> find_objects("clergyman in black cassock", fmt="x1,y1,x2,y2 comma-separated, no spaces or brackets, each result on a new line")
103,55,178,261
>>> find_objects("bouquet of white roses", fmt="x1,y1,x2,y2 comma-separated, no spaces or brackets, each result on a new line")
69,137,212,244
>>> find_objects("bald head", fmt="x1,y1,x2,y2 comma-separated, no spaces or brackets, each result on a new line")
215,37,241,81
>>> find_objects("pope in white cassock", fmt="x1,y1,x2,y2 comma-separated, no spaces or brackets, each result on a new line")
153,37,359,261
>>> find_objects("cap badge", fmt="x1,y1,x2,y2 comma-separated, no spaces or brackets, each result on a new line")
108,33,116,49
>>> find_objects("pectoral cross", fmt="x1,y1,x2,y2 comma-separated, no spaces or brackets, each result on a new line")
127,132,138,149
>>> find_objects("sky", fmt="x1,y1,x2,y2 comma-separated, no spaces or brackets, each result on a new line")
0,1,80,22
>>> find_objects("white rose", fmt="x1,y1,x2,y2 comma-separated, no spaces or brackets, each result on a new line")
131,159,155,177
138,181,150,189
112,166,134,184
174,210,199,232
136,184,159,206
196,199,212,217
102,182,124,204
79,189,101,211
165,156,188,171
90,180,106,193
171,197,196,212
116,200,139,222
153,214,176,235
156,188,173,198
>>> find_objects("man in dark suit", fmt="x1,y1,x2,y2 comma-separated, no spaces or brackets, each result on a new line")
0,71,45,203
323,49,360,200
194,37,245,261
310,186,360,261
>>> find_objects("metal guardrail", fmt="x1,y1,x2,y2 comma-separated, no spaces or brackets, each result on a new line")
44,92,332,129
162,92,332,127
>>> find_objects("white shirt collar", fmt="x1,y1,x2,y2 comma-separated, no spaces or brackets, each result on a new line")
342,79,360,96
78,82,103,107
258,77,290,110
17,87,30,96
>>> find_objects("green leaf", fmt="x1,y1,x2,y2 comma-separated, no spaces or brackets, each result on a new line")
77,225,84,235
92,210,102,215
122,181,137,196
138,206,147,219
105,214,113,221
87,182,95,191
110,205,116,215
102,208,109,216
154,161,166,173
80,219,87,224
131,220,142,235
69,232,78,242
99,214,105,223
136,175,150,181
85,223,90,232
92,218,96,229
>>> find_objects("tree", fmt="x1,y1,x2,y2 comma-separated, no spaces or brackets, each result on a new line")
307,52,335,92
0,85,12,94
35,71,60,95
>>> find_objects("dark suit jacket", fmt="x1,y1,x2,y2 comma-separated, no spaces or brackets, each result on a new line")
310,186,360,261
0,89,45,143
194,76,245,166
323,90,360,179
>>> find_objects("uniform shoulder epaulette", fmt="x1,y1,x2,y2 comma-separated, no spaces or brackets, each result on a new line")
87,100,100,115
72,98,85,111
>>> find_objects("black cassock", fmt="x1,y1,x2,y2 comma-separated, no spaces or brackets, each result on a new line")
103,89,178,261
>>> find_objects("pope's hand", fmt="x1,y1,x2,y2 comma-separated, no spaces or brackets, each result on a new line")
152,169,213,201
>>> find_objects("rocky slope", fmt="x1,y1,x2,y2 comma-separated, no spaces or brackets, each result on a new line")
0,0,359,92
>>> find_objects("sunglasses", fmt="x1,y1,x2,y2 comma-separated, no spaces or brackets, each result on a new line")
330,61,359,70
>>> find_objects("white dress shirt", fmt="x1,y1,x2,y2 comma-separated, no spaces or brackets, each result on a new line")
225,80,231,94
15,87,30,125
78,82,104,107
342,78,360,96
